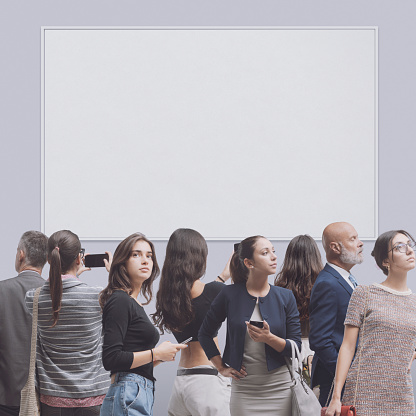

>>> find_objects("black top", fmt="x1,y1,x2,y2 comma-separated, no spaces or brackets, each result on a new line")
102,290,160,381
173,281,224,343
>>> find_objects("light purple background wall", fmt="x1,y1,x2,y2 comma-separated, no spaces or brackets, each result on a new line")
2,1,416,414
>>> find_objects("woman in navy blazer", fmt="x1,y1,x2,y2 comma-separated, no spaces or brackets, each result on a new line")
199,235,301,415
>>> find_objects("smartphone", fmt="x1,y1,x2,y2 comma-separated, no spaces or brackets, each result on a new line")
181,337,193,344
234,243,240,252
249,320,264,329
84,253,109,268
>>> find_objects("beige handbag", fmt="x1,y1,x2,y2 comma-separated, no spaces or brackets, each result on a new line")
19,287,42,416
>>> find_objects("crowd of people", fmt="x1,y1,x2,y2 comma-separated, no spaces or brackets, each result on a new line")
0,222,416,416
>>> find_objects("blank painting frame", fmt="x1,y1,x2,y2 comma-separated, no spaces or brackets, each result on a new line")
41,27,378,240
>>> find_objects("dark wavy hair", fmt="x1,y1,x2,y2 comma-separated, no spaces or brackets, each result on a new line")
99,233,159,310
48,230,81,327
371,229,415,276
230,235,264,284
152,228,208,334
274,235,322,323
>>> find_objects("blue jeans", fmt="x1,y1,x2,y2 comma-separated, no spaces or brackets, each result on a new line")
100,373,154,416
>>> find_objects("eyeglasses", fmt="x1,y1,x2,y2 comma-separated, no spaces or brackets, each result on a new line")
389,241,416,253
80,248,85,258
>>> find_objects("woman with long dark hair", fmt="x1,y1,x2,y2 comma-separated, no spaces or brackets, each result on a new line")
275,234,323,377
325,230,416,416
199,235,302,415
99,232,186,416
152,228,231,416
25,230,109,415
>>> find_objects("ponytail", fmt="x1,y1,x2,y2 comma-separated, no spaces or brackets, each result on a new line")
47,230,81,327
230,235,263,284
49,247,63,327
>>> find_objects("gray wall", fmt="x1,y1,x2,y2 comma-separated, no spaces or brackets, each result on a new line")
2,1,416,414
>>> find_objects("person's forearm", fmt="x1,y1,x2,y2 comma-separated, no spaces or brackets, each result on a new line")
331,342,355,399
130,349,153,369
210,354,227,371
265,333,286,352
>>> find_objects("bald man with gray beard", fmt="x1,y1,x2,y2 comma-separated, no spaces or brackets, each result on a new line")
309,222,364,407
0,231,47,416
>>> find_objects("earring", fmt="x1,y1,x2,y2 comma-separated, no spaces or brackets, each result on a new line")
386,265,390,272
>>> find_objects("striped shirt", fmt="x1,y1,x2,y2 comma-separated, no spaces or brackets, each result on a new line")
25,276,110,400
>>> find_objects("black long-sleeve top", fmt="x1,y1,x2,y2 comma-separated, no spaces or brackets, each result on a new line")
102,290,160,381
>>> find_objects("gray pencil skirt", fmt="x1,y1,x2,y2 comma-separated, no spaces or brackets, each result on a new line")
230,365,292,416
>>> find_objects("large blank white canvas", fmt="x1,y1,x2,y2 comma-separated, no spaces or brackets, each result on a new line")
42,28,377,240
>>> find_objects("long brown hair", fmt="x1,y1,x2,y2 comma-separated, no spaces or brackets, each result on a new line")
230,235,264,284
48,230,81,327
99,233,159,310
152,228,208,334
274,235,322,322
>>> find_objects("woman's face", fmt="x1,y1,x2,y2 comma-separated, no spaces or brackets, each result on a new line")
126,240,154,284
246,237,278,276
385,233,416,274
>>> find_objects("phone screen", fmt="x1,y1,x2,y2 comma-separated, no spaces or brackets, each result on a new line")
84,253,109,268
249,320,264,329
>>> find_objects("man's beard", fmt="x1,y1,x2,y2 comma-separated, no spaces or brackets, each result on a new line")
339,243,364,265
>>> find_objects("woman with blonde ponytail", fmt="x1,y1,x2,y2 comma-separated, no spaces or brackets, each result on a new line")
199,235,302,415
25,230,109,416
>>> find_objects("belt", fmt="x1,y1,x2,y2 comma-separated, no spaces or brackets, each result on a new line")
177,368,218,376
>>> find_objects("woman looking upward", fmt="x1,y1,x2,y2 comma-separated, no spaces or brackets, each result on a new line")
325,230,416,416
199,235,301,415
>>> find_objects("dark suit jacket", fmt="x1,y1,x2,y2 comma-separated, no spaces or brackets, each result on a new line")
309,263,353,388
0,271,45,406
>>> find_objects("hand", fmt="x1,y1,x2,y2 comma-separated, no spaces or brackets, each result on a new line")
104,251,113,272
153,341,188,362
325,398,342,416
76,253,91,276
218,365,247,381
407,351,416,373
246,320,271,343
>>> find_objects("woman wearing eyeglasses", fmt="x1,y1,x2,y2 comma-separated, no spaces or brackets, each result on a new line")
325,230,416,416
25,230,110,416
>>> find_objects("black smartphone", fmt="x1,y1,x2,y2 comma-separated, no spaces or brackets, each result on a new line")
84,253,109,268
234,243,240,252
249,320,264,329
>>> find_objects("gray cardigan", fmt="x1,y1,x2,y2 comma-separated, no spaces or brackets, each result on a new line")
25,277,109,398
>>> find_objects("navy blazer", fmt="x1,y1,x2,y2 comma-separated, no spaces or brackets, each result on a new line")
309,263,353,387
198,283,301,372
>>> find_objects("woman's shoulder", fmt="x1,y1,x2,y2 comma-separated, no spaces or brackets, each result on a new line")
104,290,132,310
204,281,225,295
269,285,294,298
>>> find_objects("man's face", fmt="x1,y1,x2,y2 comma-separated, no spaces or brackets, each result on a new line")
339,226,364,265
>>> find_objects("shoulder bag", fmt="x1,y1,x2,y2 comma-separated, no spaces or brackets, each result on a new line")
285,339,322,416
19,287,41,416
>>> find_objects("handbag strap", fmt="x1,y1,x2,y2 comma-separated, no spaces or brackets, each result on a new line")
325,285,370,407
285,339,304,381
28,287,42,377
